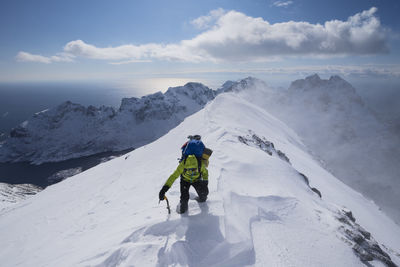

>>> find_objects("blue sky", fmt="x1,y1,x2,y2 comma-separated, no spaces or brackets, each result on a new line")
1,0,400,89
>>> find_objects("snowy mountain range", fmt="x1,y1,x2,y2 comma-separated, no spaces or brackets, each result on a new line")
0,92,399,266
0,82,216,164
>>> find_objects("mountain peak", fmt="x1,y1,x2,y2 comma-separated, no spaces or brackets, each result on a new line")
217,76,266,93
306,73,321,81
183,82,206,88
329,75,344,82
291,73,323,89
289,74,354,92
166,82,211,94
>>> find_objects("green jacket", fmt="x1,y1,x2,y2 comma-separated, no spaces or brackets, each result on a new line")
164,155,208,187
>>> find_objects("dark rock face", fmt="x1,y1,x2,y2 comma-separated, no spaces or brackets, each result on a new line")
298,172,322,198
0,183,42,209
10,127,28,138
337,209,397,267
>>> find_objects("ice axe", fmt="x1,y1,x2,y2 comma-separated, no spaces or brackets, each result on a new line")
159,196,171,214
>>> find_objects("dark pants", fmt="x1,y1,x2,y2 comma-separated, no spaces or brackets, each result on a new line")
180,178,209,205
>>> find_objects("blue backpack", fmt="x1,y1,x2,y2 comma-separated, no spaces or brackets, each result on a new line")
182,139,205,158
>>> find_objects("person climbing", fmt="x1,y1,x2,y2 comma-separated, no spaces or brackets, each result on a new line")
159,135,212,214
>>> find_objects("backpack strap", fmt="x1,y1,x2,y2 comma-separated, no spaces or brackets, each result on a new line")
196,156,202,178
181,142,188,158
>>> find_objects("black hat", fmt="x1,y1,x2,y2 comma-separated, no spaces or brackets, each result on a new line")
187,135,201,140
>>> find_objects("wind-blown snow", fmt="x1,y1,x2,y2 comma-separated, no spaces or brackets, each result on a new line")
231,74,400,224
0,93,399,267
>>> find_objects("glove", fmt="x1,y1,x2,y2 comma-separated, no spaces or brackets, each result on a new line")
159,185,169,201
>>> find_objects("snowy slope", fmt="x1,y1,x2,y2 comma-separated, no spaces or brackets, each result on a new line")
0,93,399,267
0,82,215,164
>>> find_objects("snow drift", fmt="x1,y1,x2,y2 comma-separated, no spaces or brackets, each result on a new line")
0,92,399,267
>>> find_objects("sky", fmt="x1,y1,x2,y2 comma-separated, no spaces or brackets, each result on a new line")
1,0,400,90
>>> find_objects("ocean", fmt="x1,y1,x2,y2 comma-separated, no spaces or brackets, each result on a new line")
0,82,131,136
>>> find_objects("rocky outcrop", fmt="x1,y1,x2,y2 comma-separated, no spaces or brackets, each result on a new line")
0,183,42,211
337,209,397,267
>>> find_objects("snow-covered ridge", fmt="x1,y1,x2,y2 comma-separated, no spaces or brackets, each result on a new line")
0,92,399,266
0,82,217,164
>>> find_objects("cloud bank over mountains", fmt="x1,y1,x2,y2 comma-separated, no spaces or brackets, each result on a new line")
17,7,388,64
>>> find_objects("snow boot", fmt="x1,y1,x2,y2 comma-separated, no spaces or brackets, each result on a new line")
179,201,188,214
195,196,207,203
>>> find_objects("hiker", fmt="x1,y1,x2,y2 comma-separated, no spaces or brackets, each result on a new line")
159,135,212,214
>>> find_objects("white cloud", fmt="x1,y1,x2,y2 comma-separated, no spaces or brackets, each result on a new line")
273,1,293,7
63,39,208,62
16,51,74,64
184,7,388,61
16,52,52,64
191,8,226,29
17,7,388,64
64,40,139,60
